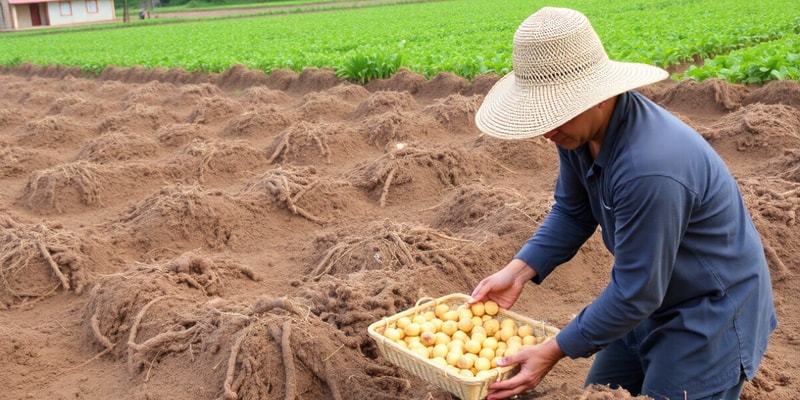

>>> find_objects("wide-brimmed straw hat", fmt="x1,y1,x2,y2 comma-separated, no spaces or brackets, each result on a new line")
475,7,669,139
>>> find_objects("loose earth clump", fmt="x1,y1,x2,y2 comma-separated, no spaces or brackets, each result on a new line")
348,143,499,207
237,165,355,224
307,219,476,291
1,65,798,400
357,111,443,148
18,160,165,214
166,139,267,185
0,213,106,308
220,104,297,138
105,185,246,252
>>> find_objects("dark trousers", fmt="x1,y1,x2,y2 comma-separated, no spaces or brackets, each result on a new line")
584,337,745,400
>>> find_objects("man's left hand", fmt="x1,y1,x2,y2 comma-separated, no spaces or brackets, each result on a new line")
487,337,566,400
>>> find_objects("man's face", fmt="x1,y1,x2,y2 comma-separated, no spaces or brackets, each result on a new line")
542,106,602,150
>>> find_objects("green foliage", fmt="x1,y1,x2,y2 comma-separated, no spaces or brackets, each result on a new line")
683,34,800,84
2,0,800,84
336,49,403,83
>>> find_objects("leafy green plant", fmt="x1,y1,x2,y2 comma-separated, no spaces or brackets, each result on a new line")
2,0,800,82
336,51,402,83
683,34,800,83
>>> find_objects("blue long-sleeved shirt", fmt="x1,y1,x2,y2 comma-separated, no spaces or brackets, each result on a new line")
516,91,777,399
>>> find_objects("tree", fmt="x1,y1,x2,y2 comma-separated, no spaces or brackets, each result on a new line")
123,0,130,22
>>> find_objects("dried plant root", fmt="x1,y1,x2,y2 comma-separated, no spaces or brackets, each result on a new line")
267,122,331,164
351,145,480,207
292,333,344,400
222,332,247,400
309,222,472,281
240,167,336,224
91,313,114,351
20,161,103,212
37,240,70,290
266,321,296,400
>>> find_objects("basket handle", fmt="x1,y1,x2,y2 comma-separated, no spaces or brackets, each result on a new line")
412,296,437,316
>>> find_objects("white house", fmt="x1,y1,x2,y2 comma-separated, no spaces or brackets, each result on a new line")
0,0,115,31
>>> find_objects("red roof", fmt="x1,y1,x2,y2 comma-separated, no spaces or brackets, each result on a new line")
8,0,57,4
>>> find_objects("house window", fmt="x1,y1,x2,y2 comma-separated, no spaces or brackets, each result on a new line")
59,1,72,16
86,0,98,13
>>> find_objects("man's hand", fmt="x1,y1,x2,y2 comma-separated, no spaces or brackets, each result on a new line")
486,337,566,400
469,259,537,309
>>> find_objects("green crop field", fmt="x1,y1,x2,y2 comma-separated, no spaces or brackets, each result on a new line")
1,0,799,83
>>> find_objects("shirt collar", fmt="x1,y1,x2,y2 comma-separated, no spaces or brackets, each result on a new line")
593,91,631,170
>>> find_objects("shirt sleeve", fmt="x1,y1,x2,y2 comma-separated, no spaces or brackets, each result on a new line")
556,175,696,358
515,150,598,283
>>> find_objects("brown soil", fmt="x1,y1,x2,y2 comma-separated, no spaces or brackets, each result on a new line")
0,64,798,400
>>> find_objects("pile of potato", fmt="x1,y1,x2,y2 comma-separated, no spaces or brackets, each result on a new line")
380,300,552,379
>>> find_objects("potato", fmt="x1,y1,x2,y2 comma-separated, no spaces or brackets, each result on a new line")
457,318,474,334
434,304,450,319
379,298,556,378
484,301,500,316
470,302,485,317
420,331,437,347
441,320,458,336
464,339,482,355
404,322,421,337
474,357,492,371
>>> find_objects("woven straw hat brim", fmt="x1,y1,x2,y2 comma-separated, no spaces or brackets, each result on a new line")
475,60,669,140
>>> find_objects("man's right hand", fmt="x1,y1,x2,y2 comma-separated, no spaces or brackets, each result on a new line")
469,258,537,309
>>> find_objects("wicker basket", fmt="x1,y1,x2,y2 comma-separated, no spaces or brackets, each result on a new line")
367,293,560,400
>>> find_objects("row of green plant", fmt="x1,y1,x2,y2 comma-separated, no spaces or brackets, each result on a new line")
1,0,799,83
682,33,800,83
116,0,376,17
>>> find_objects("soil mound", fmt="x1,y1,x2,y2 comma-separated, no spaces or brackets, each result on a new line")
0,145,55,178
264,68,298,91
156,123,214,148
348,143,501,207
237,85,294,106
105,185,247,252
472,134,558,173
265,121,357,166
1,213,111,308
47,93,117,119
738,177,800,281
700,103,800,156
769,148,800,182
418,71,470,99
352,90,420,120
743,79,800,110
365,67,427,94
660,78,749,122
430,183,549,237
221,104,298,137
75,132,162,164
0,106,30,129
2,65,798,400
16,115,96,149
422,93,483,133
357,111,443,148
165,139,267,185
237,165,360,225
98,103,179,134
463,73,502,96
17,161,165,214
215,63,269,90
187,96,240,125
289,67,340,94
296,90,360,122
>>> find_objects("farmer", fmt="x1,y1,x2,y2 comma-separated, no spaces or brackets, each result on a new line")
469,7,777,400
